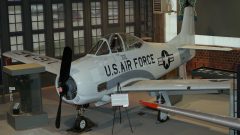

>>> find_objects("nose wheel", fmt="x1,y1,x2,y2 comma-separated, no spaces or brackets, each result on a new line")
75,116,87,131
72,105,96,132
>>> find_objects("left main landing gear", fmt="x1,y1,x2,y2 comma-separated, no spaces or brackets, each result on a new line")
156,92,171,122
157,110,169,122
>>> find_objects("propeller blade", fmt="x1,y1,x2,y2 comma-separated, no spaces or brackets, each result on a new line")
55,95,62,128
59,47,72,84
55,47,72,129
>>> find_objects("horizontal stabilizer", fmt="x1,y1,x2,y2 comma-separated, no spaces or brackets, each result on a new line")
180,45,232,51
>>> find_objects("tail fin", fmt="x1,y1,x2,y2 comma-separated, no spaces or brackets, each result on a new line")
168,7,195,46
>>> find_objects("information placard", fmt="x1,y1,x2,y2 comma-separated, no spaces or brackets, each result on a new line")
111,94,129,107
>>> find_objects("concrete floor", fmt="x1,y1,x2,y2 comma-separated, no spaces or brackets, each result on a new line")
0,86,230,135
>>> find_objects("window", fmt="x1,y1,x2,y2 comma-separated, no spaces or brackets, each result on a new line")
92,28,102,46
108,0,119,24
52,3,65,57
73,30,85,55
91,1,101,25
72,2,85,55
8,1,23,51
54,32,65,57
52,3,64,29
8,5,22,32
10,36,23,51
72,2,84,27
33,34,45,55
120,33,143,51
96,41,109,56
126,26,134,35
125,0,134,23
31,4,46,55
125,0,134,35
89,40,103,54
31,4,44,30
91,1,102,46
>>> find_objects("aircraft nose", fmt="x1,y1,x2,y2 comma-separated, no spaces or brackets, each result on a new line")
57,76,78,100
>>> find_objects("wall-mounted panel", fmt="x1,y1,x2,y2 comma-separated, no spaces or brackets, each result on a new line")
196,0,240,37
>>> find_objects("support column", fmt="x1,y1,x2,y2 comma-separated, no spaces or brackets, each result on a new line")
44,0,54,57
22,0,33,51
64,0,73,49
153,13,165,42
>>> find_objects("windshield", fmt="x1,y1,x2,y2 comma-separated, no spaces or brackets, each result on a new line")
96,41,109,55
88,39,110,55
88,40,103,54
119,33,143,51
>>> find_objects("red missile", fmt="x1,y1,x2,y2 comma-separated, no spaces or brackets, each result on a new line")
139,100,159,109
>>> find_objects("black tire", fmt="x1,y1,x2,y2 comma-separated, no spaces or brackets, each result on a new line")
75,116,87,131
157,111,169,122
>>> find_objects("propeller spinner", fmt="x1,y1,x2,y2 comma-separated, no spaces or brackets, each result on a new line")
55,46,72,128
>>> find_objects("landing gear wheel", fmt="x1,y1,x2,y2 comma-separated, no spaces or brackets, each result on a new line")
157,111,169,122
75,116,88,131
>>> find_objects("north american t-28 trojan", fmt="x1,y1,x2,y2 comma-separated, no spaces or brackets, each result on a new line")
3,6,239,131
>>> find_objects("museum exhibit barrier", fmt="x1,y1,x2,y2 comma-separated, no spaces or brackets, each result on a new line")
3,63,48,130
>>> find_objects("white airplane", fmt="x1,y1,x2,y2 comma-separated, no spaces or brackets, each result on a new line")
3,6,238,131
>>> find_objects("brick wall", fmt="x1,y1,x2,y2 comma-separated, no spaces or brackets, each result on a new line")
187,50,240,72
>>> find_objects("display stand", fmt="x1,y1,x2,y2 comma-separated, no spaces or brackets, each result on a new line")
3,63,48,130
111,83,133,135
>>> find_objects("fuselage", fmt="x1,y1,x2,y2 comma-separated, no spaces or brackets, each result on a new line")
59,33,195,105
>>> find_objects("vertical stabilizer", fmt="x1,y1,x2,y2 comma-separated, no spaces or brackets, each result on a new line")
168,6,195,46
180,7,195,36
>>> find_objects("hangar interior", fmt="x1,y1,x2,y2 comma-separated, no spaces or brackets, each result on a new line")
0,0,240,135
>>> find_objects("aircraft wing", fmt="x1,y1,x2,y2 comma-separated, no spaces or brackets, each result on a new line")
121,79,231,94
3,50,61,75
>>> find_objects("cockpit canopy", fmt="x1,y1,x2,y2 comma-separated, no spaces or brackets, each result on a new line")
89,33,143,56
